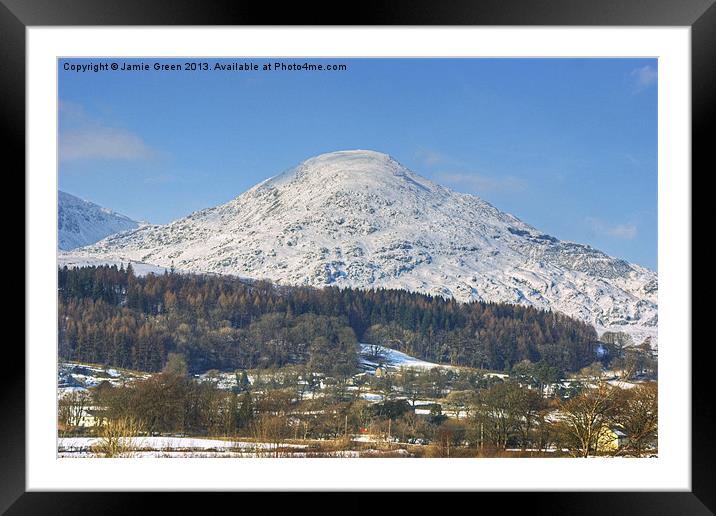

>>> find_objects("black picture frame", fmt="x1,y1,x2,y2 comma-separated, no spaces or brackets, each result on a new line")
4,0,710,513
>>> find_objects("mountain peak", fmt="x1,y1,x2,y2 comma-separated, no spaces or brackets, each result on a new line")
308,149,393,162
262,149,435,197
66,154,657,342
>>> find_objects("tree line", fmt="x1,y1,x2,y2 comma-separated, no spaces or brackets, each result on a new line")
58,264,599,374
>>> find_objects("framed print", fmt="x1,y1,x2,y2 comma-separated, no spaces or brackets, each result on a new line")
5,0,711,513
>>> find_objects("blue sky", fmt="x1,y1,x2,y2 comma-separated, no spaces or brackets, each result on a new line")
59,58,657,270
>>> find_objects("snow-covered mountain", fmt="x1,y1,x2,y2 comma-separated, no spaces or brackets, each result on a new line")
68,150,657,341
58,191,141,250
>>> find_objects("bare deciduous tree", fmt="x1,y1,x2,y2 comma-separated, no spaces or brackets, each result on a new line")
93,416,145,458
250,414,290,457
557,382,618,457
612,382,658,456
58,390,91,431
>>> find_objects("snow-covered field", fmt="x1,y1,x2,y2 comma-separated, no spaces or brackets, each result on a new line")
59,436,241,451
58,362,149,397
359,392,384,401
606,379,639,389
359,343,453,372
57,437,395,458
59,436,305,451
58,436,311,458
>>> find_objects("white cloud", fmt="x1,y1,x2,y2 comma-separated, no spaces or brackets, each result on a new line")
417,149,527,194
630,65,657,93
586,217,638,240
415,149,446,167
60,126,155,162
435,171,527,193
59,100,156,162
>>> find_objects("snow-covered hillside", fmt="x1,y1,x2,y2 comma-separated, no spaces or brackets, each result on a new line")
359,343,453,372
58,190,141,250
67,150,657,341
57,253,171,276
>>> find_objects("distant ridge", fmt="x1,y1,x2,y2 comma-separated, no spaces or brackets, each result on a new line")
58,190,140,250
